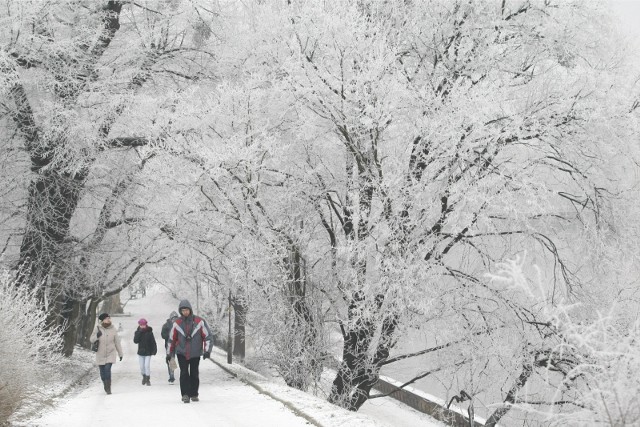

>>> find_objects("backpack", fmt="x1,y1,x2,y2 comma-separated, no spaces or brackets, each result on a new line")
161,320,172,340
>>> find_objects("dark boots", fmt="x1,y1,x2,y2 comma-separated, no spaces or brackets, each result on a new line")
103,380,111,395
142,375,151,385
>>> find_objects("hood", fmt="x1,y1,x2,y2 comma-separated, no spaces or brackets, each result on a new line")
169,311,179,320
178,299,193,313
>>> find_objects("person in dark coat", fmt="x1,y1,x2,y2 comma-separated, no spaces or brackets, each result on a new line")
166,300,213,403
133,318,157,386
161,311,179,383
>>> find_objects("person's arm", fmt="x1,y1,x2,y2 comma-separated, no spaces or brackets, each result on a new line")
160,322,170,340
201,318,213,359
167,322,177,356
90,326,100,343
151,332,158,355
133,328,142,343
166,322,177,361
115,331,123,360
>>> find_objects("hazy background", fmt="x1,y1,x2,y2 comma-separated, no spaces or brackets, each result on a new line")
611,0,640,39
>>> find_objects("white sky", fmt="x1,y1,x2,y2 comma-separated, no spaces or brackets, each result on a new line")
611,0,640,38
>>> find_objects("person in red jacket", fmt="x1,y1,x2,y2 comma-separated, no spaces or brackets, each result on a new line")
166,300,213,403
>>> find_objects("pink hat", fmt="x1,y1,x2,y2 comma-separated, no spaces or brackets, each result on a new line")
138,318,147,325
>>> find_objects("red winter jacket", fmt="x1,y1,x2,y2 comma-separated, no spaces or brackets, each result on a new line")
166,300,213,360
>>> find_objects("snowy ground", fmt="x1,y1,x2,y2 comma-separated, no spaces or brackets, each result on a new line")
9,291,444,427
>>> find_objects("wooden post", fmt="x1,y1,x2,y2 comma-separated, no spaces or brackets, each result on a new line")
227,289,232,364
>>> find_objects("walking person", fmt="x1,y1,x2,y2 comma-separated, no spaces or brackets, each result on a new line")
133,318,157,386
90,313,123,395
166,300,214,403
161,311,179,383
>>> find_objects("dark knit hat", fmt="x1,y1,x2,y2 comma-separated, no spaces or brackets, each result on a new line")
98,313,110,321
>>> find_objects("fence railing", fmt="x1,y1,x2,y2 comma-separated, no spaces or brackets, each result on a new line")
372,375,487,427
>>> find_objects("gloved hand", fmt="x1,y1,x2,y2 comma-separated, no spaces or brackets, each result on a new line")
119,356,123,361
96,330,102,338
166,355,172,363
203,352,210,360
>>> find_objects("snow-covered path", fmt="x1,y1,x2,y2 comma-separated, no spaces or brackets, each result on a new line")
17,291,444,427
32,354,313,426
29,293,314,427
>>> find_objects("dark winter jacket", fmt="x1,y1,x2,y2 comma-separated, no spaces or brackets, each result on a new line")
161,311,179,346
133,326,158,356
167,300,213,360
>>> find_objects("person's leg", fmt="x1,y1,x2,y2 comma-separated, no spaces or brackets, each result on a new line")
144,356,151,385
138,355,146,384
189,357,200,398
104,363,112,382
166,358,174,381
98,365,106,381
177,354,190,401
145,356,151,375
104,363,113,394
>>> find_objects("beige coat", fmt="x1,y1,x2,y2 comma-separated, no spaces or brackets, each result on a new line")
90,323,123,365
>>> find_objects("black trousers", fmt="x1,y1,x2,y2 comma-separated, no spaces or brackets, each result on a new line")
177,354,200,397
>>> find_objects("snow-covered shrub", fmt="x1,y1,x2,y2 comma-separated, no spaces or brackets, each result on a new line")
0,269,63,423
248,289,329,392
541,313,640,426
485,257,640,426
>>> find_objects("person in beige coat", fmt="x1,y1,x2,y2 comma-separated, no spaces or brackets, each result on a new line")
90,313,123,395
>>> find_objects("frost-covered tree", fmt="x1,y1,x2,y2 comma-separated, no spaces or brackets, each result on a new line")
134,1,640,419
255,0,637,412
152,1,640,417
3,0,634,421
0,0,219,351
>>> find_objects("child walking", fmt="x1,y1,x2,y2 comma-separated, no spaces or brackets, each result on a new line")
133,318,157,385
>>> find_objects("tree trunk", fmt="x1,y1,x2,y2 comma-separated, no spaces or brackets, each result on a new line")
101,293,123,315
41,266,84,357
17,171,87,297
281,241,319,391
232,301,246,361
77,298,101,349
485,359,535,426
329,292,398,411
60,299,82,356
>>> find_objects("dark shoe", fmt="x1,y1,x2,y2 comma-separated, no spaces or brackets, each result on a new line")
190,396,199,402
105,380,112,395
146,376,151,386
182,395,190,403
142,375,146,385
168,377,175,383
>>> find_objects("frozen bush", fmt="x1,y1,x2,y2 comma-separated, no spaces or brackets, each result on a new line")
485,257,640,426
0,269,62,424
544,316,640,426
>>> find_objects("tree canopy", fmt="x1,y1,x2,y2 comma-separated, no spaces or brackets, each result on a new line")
2,0,640,424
